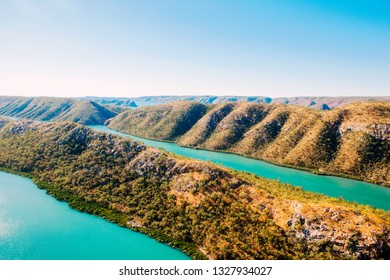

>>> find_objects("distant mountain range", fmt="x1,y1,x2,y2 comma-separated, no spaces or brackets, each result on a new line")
82,95,390,110
108,101,390,186
0,96,117,125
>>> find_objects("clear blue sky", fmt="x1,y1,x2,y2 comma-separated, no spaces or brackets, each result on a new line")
0,0,389,97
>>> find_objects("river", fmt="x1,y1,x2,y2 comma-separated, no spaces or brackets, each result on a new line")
1,122,389,260
0,171,190,260
88,125,390,211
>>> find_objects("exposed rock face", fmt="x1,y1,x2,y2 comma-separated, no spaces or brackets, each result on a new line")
129,150,176,178
283,203,389,259
339,123,390,141
369,124,390,141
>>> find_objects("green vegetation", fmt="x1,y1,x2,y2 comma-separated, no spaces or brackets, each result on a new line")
0,120,389,259
0,117,9,129
200,103,269,150
109,101,390,186
0,96,117,125
109,101,208,140
0,166,205,259
180,103,236,147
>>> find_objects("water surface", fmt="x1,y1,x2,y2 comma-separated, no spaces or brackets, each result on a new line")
89,125,390,210
0,171,190,260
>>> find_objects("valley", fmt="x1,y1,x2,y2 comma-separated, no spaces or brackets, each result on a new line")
0,119,389,259
108,101,390,187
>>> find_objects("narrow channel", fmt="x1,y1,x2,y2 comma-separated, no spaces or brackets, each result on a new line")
88,125,390,211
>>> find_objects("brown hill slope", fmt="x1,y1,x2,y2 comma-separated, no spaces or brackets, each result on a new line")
109,101,390,186
1,120,389,259
108,101,208,140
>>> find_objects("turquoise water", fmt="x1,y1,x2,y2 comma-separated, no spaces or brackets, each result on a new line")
0,171,190,260
89,125,390,211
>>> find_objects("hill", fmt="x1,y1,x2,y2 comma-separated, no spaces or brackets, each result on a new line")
0,120,389,259
272,96,390,110
0,117,9,129
109,101,390,186
0,96,117,125
80,97,139,108
81,95,389,110
108,101,208,140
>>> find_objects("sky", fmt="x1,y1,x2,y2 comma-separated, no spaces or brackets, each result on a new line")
0,0,389,98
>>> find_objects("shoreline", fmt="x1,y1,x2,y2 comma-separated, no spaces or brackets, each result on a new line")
1,122,390,260
2,115,387,187
106,125,389,188
0,167,208,260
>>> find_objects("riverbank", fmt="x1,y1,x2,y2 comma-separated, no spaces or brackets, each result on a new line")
107,101,389,188
109,125,380,186
1,120,389,259
0,167,207,260
90,125,390,211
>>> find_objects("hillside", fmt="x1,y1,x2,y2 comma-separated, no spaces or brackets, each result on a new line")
0,120,389,259
0,117,9,129
271,96,390,110
108,101,208,140
109,101,390,186
0,96,117,125
81,97,139,108
82,95,389,110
